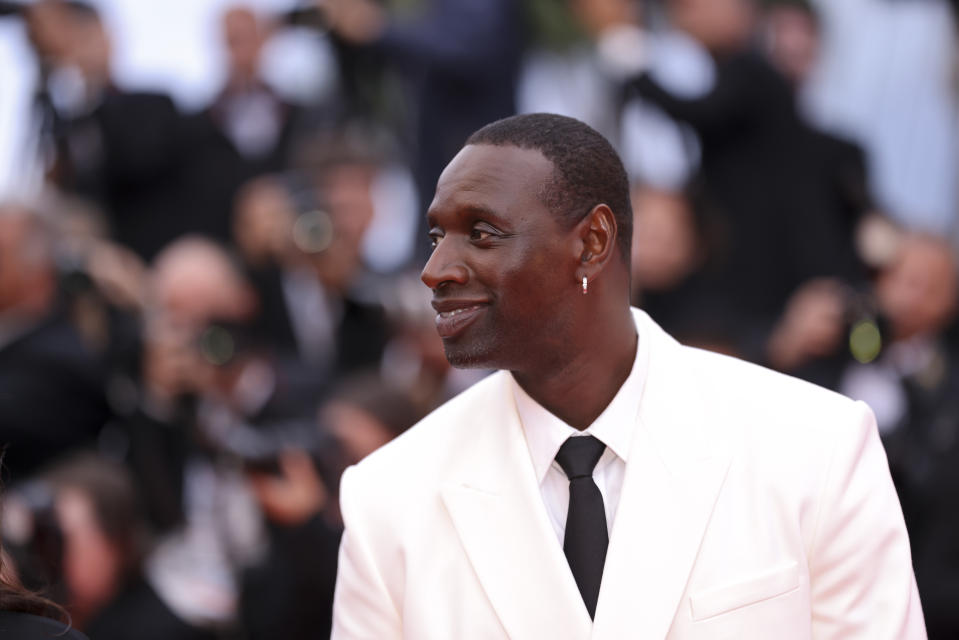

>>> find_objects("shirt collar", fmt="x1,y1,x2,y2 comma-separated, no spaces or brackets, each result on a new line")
511,318,649,484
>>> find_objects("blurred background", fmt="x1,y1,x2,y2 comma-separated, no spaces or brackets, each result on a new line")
0,0,957,637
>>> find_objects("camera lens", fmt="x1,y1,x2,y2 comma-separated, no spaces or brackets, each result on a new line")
198,325,236,366
292,209,334,254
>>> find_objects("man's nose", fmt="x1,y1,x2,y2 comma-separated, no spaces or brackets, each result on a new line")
421,238,469,290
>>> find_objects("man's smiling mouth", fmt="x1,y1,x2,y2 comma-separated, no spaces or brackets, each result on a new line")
432,300,489,338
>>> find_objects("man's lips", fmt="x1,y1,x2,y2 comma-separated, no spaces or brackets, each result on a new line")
431,299,488,339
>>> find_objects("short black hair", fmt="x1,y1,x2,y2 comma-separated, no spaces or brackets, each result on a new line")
64,1,100,20
465,113,632,261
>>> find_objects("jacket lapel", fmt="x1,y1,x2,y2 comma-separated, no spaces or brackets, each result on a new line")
592,313,732,639
441,373,592,640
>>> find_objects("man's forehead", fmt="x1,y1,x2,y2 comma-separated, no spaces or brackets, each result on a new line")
432,144,553,206
447,143,551,174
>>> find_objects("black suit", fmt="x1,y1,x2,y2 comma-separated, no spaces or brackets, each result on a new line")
50,89,198,262
879,325,959,638
0,612,87,640
84,577,215,640
0,310,111,482
178,88,309,259
247,266,390,386
241,514,342,640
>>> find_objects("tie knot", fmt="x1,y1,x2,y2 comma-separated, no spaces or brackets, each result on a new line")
555,435,607,480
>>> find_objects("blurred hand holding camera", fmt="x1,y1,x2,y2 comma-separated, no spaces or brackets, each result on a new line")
247,449,328,527
767,278,847,371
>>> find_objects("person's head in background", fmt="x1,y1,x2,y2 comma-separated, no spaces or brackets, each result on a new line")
232,163,374,296
144,236,258,404
47,455,143,629
321,372,423,465
232,175,299,270
293,134,384,294
64,1,110,89
0,205,58,319
150,236,257,332
26,1,111,88
222,5,269,88
666,0,757,55
3,453,144,630
24,0,72,68
762,0,820,87
629,185,702,302
876,233,959,343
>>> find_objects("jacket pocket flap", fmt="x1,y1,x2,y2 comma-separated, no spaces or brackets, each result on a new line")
689,561,800,621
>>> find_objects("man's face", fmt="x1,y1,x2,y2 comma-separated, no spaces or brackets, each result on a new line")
421,144,580,373
877,236,958,340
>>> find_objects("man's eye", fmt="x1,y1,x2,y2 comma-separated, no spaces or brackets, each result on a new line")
470,228,493,242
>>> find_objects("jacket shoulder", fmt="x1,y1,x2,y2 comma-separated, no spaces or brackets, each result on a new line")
686,345,853,406
679,344,873,450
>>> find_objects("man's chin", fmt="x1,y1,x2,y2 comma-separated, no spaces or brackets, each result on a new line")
443,343,495,370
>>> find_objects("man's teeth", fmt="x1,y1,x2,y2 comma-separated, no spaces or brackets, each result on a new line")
440,305,480,318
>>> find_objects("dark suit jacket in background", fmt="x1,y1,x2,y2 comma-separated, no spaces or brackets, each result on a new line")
628,51,863,360
0,310,111,482
0,612,88,640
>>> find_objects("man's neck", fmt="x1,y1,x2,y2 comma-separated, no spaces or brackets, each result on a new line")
512,307,638,430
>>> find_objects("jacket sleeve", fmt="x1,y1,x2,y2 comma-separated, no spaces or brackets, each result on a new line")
807,401,926,638
331,465,404,640
626,57,758,139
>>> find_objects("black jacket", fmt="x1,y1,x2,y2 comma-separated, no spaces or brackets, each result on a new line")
0,612,88,640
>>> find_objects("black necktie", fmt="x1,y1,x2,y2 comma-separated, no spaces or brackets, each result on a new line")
555,435,609,619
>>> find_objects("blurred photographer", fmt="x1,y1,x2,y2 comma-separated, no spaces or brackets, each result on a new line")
121,235,336,632
0,453,87,640
22,1,194,262
0,203,114,483
239,447,337,640
180,2,343,260
618,0,865,365
2,453,211,640
239,372,423,640
132,234,327,521
837,233,959,637
231,142,391,387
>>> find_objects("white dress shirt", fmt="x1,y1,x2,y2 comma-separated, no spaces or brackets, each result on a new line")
511,327,650,546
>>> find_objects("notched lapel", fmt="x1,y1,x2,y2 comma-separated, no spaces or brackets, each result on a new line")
592,429,730,640
440,375,592,640
592,315,733,640
441,484,591,640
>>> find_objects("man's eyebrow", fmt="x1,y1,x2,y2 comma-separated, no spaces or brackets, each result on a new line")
458,204,501,220
426,203,501,224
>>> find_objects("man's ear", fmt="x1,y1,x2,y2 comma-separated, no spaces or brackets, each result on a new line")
575,203,618,277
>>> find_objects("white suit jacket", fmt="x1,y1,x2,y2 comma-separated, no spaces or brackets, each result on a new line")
332,309,925,639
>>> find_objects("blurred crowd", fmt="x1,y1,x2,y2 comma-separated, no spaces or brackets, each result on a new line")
0,0,957,637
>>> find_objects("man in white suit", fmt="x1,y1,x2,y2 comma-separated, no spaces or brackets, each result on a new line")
331,113,925,639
